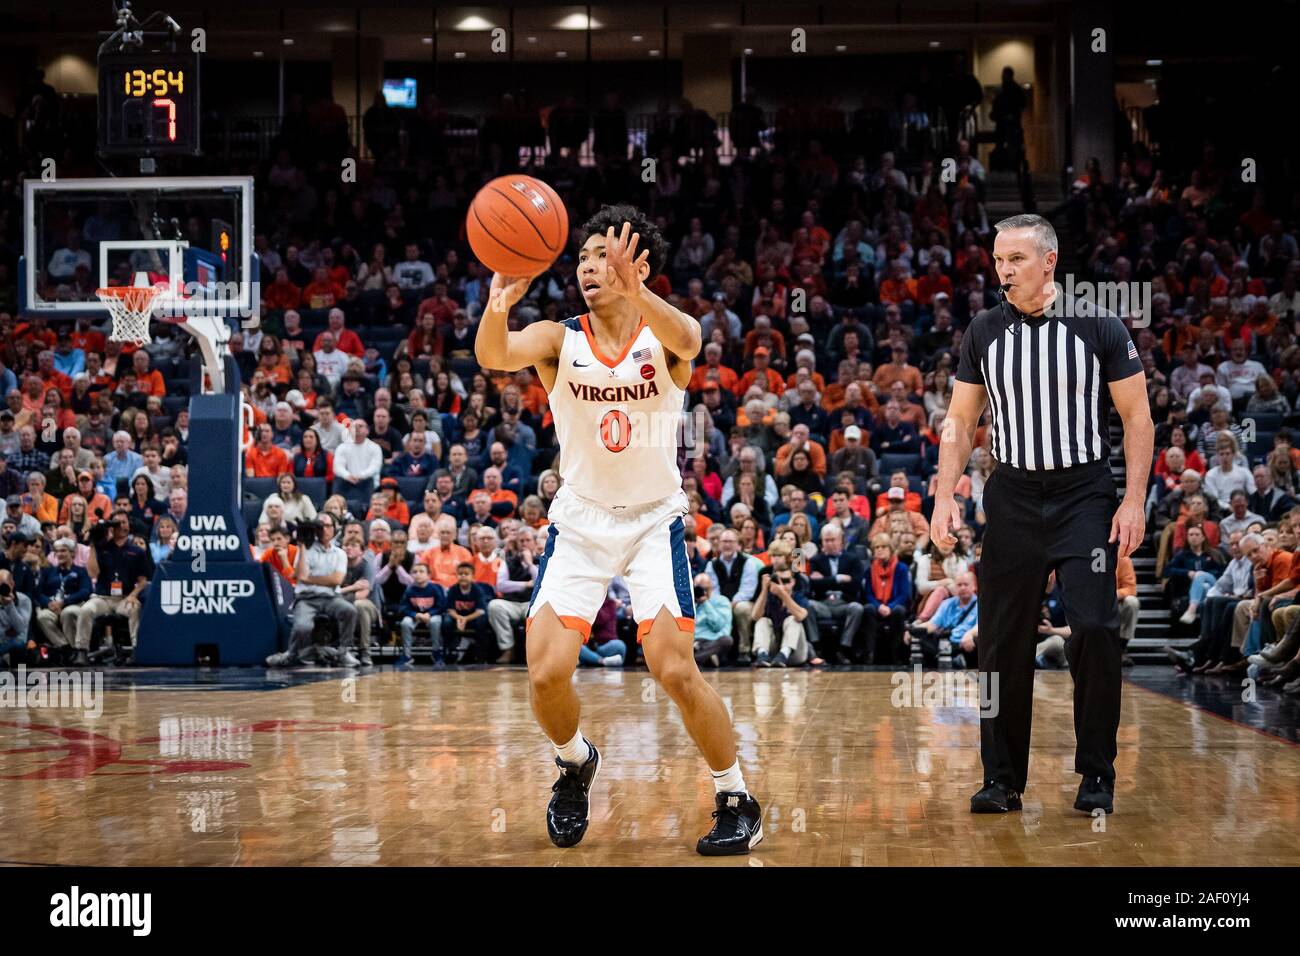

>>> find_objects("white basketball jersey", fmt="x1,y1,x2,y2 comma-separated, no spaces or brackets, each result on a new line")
548,314,685,507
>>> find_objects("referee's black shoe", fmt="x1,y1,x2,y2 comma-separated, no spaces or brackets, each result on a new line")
697,791,764,855
1074,776,1114,814
546,741,600,848
970,781,1022,813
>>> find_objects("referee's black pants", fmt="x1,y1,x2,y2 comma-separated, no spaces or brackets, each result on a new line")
979,458,1123,793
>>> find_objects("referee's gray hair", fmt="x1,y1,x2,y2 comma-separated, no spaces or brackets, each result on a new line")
993,214,1059,256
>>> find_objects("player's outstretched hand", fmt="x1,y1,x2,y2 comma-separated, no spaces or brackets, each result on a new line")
489,271,537,314
604,222,650,298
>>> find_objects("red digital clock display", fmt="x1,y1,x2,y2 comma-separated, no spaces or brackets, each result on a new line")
98,50,200,156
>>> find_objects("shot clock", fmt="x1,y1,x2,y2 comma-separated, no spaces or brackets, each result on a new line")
98,49,200,155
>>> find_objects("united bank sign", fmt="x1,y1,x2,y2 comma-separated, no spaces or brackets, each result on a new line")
160,579,256,614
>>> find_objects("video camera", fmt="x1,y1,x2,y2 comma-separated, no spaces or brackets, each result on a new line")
296,519,322,549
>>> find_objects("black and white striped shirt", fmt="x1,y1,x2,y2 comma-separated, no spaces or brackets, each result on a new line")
956,295,1142,470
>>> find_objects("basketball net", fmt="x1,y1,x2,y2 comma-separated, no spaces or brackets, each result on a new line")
98,272,169,345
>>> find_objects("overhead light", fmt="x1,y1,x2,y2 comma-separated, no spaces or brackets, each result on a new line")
557,12,601,29
1146,58,1163,66
421,36,433,44
453,51,467,59
1144,77,1158,85
526,35,538,43
649,49,660,57
743,48,753,55
929,40,941,48
710,21,728,28
252,50,263,57
835,44,847,52
455,15,494,30
631,34,643,42
556,50,568,58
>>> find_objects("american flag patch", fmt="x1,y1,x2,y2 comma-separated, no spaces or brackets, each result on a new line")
1127,341,1138,360
632,347,652,362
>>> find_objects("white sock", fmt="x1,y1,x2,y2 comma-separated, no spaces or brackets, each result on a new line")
711,760,746,795
554,729,591,766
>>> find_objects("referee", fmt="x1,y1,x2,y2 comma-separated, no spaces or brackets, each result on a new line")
933,214,1153,816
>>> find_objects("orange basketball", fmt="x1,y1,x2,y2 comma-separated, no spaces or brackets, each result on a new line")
467,174,569,276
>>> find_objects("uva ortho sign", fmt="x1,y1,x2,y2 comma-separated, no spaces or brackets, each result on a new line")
174,514,241,552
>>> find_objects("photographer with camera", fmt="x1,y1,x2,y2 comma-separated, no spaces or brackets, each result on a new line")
750,538,811,667
0,568,34,667
907,571,979,669
267,512,358,667
35,538,92,660
75,509,152,663
692,573,734,668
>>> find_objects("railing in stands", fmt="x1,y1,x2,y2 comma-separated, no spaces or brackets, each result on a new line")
198,105,961,168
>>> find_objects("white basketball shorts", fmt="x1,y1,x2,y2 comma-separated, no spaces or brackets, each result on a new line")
527,484,696,643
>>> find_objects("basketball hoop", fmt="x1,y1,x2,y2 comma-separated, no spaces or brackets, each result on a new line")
97,284,163,345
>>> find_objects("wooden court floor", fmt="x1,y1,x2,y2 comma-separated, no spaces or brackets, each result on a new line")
1,667,1299,866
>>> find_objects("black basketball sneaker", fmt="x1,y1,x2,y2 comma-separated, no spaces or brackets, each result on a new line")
696,791,764,856
1073,776,1114,814
546,740,601,848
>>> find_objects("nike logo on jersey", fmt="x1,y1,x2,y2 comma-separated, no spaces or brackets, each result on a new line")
572,360,590,368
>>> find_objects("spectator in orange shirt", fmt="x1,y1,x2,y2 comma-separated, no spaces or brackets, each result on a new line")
512,371,549,418
373,478,412,526
470,525,503,589
915,259,954,308
425,514,473,588
262,268,302,311
68,317,107,355
800,210,832,259
254,336,294,387
886,381,928,429
477,467,519,519
132,349,167,398
35,351,73,399
785,337,826,388
735,346,786,397
312,308,364,357
1247,296,1278,338
22,472,60,524
874,470,922,516
689,342,739,394
416,280,459,327
820,360,858,412
18,317,58,350
245,423,292,477
302,266,346,309
742,315,787,364
774,424,828,478
260,526,299,584
873,343,924,396
878,261,918,306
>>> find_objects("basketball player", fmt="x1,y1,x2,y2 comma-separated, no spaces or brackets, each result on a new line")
476,205,762,855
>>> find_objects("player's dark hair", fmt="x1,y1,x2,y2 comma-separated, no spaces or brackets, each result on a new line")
581,204,669,280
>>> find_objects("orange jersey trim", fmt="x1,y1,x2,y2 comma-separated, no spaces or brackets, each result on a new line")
636,616,695,643
579,313,647,369
526,612,592,640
